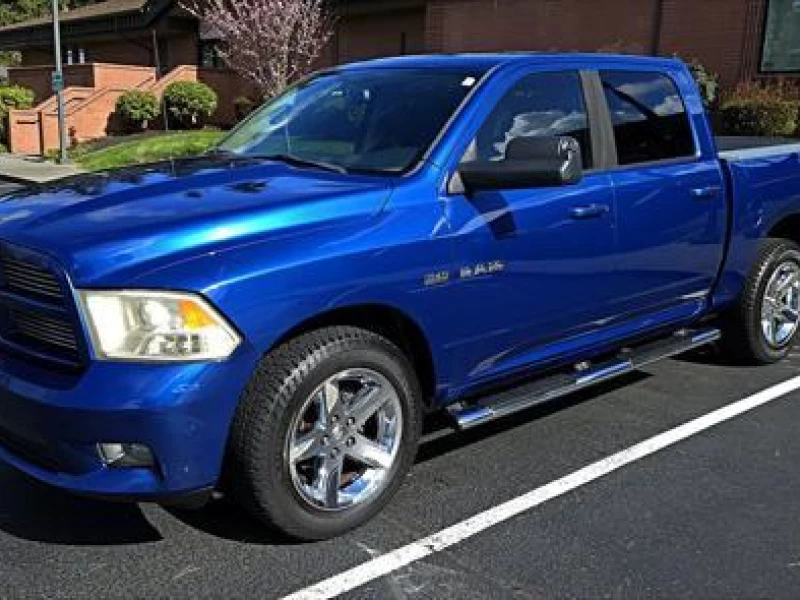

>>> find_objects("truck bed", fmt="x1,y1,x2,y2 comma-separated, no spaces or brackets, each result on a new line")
717,136,800,161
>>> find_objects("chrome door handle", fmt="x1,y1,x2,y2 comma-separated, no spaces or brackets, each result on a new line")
690,185,722,199
569,203,610,219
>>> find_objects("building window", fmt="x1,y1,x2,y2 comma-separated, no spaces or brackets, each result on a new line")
199,41,224,68
63,47,87,65
762,0,800,72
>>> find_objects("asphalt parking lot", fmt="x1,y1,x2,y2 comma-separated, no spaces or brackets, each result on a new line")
2,345,800,599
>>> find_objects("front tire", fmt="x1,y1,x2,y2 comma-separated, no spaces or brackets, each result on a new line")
227,326,422,540
722,238,800,364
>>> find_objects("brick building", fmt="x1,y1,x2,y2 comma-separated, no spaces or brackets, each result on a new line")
332,0,799,88
0,0,798,154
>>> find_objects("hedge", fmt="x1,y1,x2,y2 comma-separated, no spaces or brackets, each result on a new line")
720,99,799,137
163,81,218,129
116,89,160,131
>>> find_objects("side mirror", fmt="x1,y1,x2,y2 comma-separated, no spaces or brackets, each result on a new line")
457,136,583,193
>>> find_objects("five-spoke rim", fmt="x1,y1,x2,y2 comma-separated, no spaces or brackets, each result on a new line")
286,368,403,511
761,260,800,348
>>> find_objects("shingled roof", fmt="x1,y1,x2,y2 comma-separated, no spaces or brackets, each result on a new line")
0,0,176,49
0,0,150,33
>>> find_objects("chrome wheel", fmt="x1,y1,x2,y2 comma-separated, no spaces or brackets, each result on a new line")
761,260,800,348
287,368,403,511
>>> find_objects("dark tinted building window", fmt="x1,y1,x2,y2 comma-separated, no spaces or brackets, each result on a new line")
600,70,695,165
762,0,800,72
467,71,593,168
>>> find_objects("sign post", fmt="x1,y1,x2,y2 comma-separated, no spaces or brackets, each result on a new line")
51,0,69,164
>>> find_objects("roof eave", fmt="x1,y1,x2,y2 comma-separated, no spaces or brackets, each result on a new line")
0,0,173,51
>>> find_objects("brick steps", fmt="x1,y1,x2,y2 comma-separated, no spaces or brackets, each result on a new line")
7,62,251,155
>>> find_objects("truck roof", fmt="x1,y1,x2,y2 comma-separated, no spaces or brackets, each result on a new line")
337,52,684,73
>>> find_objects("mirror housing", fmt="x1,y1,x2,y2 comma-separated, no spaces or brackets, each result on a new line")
457,136,583,193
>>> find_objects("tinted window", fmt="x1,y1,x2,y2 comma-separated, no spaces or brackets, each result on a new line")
217,68,485,174
762,0,800,72
600,70,695,165
465,71,592,168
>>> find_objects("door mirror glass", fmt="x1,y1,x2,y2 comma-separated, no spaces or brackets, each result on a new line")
458,135,583,192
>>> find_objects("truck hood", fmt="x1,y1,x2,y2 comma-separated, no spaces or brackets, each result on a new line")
0,156,392,285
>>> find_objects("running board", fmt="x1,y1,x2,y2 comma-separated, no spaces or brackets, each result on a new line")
448,327,721,430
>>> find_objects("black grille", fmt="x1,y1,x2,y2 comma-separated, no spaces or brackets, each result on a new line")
0,253,64,303
0,245,84,369
8,309,80,356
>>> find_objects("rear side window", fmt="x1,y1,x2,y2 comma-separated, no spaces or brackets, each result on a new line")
467,71,593,168
600,70,695,166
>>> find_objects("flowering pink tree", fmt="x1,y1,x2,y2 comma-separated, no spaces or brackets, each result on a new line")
181,0,334,99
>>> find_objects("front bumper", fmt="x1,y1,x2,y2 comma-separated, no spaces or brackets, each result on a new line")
0,344,258,500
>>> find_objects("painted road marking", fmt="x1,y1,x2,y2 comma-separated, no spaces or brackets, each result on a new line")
283,374,800,599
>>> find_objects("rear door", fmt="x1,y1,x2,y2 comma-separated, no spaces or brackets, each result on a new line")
599,69,727,319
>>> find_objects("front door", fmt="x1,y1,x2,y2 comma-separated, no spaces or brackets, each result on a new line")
445,70,619,389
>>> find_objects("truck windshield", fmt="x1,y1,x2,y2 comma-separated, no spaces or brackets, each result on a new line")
216,68,485,174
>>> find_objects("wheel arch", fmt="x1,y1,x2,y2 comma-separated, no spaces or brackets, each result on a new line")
767,213,800,246
270,304,438,407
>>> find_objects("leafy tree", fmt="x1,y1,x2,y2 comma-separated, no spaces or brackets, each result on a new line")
180,0,334,99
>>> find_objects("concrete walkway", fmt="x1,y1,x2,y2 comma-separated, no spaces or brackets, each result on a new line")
0,154,82,185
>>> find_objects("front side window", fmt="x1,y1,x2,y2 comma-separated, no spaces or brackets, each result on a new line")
217,68,485,174
464,70,593,167
600,70,695,166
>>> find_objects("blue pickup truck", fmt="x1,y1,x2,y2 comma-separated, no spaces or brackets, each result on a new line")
0,53,800,539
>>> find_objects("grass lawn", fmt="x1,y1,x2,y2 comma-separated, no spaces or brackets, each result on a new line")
73,130,226,171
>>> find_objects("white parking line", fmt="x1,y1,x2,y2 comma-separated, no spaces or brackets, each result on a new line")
283,374,800,599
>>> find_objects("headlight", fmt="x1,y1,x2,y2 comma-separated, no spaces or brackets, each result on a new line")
78,290,241,361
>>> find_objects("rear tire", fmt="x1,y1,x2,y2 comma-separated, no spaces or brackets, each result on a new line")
721,238,800,364
226,326,422,541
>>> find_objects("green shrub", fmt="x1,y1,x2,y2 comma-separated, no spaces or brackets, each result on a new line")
115,89,160,131
163,81,218,129
0,84,34,144
720,81,800,136
720,99,799,136
685,59,720,109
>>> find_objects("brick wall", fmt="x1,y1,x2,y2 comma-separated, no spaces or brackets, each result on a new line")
425,0,658,55
334,8,426,64
21,39,153,68
657,0,753,85
19,33,198,71
423,0,781,87
10,64,95,102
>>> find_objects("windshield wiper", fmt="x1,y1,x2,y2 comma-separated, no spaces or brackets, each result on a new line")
253,153,349,175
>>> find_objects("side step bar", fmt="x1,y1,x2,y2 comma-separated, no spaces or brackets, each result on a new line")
448,327,721,430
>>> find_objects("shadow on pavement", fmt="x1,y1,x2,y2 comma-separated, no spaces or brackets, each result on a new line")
163,501,301,546
0,464,162,545
416,370,652,464
671,343,764,367
0,370,652,546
